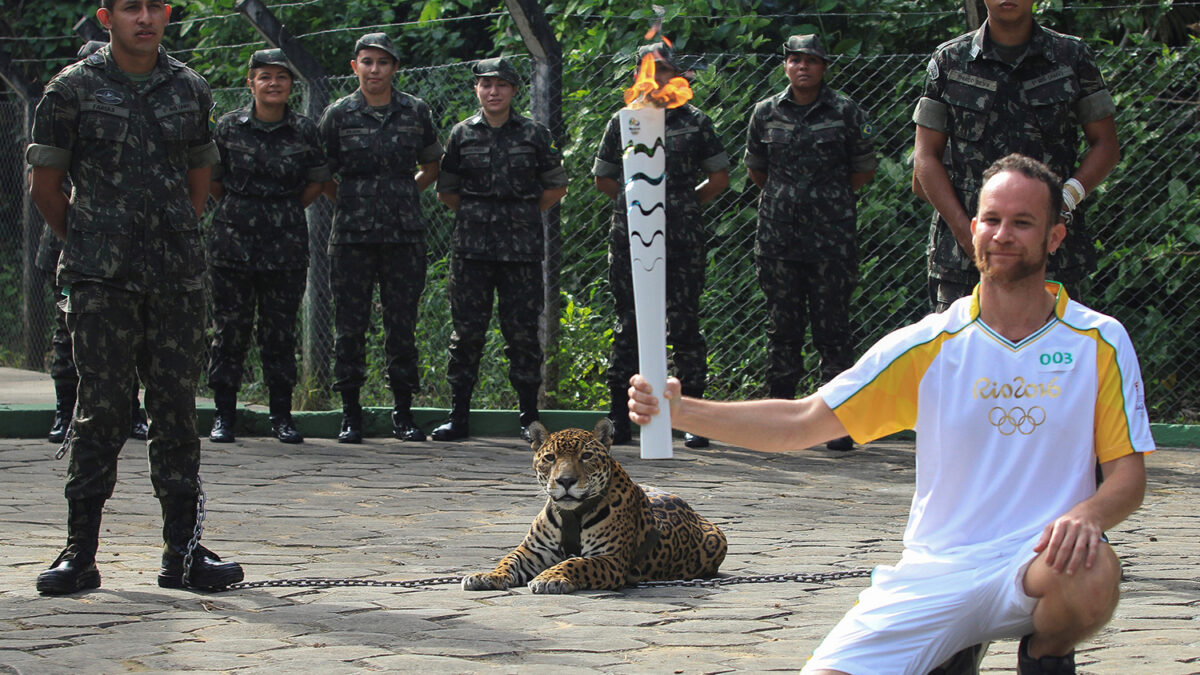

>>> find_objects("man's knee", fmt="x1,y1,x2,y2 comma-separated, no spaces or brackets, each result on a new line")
1028,544,1121,631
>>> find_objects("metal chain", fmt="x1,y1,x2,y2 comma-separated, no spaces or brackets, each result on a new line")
181,475,208,587
216,569,871,592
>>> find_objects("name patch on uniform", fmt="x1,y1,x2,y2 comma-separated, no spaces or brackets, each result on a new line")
155,103,201,118
94,89,124,106
1022,67,1075,91
80,100,131,118
946,71,998,91
665,125,699,137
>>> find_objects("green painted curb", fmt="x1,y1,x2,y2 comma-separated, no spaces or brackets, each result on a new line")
0,405,611,441
2,404,1197,447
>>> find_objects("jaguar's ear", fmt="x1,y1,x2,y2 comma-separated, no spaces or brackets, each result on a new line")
528,421,548,450
592,417,614,450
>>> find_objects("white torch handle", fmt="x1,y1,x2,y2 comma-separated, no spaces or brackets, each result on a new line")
618,107,672,459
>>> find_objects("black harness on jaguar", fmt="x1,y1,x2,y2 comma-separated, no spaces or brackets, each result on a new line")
549,497,662,568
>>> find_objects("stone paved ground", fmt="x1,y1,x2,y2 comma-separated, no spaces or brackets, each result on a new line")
1,434,1198,674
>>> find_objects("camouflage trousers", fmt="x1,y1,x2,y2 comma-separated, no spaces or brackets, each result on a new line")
207,265,307,392
62,284,204,501
329,243,426,396
446,257,543,394
755,255,857,390
607,241,707,396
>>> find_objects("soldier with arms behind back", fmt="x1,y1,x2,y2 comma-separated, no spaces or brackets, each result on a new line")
27,0,243,595
433,57,568,442
206,49,329,445
744,34,877,452
912,0,1120,311
318,33,442,443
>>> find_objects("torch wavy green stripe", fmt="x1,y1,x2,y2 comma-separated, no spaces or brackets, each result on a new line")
621,138,667,157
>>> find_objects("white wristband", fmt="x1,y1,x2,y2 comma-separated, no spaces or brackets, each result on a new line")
1063,178,1086,209
1061,188,1077,213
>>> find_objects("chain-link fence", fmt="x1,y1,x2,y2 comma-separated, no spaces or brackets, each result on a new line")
2,19,1197,421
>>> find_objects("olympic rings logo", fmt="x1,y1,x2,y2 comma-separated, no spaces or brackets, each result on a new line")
987,406,1046,435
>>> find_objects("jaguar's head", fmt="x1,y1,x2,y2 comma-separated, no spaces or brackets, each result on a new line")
528,418,615,511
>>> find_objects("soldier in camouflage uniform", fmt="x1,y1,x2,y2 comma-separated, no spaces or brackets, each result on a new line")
913,0,1120,312
744,35,876,452
593,42,730,447
26,0,242,595
206,49,329,445
318,33,442,443
432,57,568,442
37,39,148,446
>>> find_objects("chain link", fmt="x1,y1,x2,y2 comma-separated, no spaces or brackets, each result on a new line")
215,569,871,592
182,475,208,587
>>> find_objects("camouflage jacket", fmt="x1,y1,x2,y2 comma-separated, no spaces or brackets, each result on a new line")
593,104,729,251
209,104,330,270
318,88,442,246
26,45,219,295
744,85,877,261
437,110,567,262
913,22,1115,281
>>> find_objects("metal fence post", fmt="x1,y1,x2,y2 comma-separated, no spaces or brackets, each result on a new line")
0,52,48,370
74,15,108,43
505,0,563,407
235,0,334,406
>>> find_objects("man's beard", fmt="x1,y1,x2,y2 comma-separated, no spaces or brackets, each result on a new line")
974,237,1049,284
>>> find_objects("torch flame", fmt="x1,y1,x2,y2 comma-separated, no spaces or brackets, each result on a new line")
623,51,693,110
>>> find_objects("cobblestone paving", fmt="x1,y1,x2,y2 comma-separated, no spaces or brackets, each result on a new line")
1,435,1197,673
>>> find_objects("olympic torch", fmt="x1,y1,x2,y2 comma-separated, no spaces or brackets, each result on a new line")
619,45,692,459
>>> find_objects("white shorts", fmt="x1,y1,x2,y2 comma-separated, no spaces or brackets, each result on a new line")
801,542,1040,675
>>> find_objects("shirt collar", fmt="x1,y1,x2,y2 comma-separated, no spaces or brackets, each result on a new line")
968,280,1069,321
970,20,1058,65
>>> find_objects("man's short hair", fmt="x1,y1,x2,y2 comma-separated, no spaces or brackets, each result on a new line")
980,154,1063,224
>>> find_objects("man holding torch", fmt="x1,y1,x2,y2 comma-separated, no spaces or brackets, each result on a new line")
593,42,729,448
628,154,1151,674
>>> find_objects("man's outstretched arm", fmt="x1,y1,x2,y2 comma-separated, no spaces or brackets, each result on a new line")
628,374,849,453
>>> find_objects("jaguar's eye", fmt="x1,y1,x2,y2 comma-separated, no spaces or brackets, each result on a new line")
540,453,555,463
580,452,594,461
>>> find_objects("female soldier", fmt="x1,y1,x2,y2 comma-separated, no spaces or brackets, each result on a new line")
207,49,329,444
317,33,442,443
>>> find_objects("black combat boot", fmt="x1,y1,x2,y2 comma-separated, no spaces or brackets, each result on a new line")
36,497,104,595
431,392,471,442
209,387,237,443
268,389,303,444
47,381,75,444
608,385,632,445
517,385,540,442
391,390,425,442
157,496,243,590
338,389,363,444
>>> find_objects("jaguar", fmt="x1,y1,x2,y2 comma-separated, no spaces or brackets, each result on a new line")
462,418,727,593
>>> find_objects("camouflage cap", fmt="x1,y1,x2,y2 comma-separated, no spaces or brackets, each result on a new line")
783,34,830,62
472,57,519,85
636,42,680,72
248,48,297,77
354,32,399,62
77,41,106,59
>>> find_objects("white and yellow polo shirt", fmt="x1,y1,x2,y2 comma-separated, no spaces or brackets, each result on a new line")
818,282,1154,564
